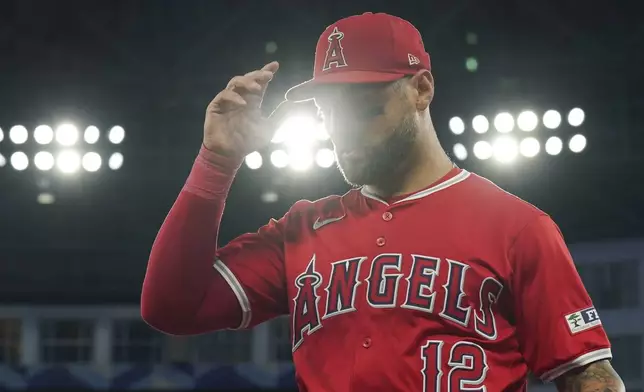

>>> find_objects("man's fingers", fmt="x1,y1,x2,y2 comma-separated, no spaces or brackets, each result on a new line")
210,89,247,113
261,61,280,73
226,76,263,94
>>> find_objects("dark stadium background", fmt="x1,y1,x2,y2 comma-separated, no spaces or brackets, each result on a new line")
0,1,642,391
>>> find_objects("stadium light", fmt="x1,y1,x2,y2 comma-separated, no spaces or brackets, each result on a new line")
472,115,489,134
452,143,468,161
289,148,314,172
108,152,123,170
244,151,263,170
492,136,519,163
315,148,335,168
567,108,585,127
108,126,125,144
84,126,100,144
0,123,126,174
473,141,493,160
57,150,81,173
519,137,540,158
517,111,538,132
10,151,29,170
55,124,79,146
543,110,562,129
270,150,289,168
545,136,563,155
82,152,102,172
493,112,515,133
569,134,587,153
34,125,54,145
34,151,55,171
449,117,465,135
449,107,587,163
37,192,55,205
9,125,28,144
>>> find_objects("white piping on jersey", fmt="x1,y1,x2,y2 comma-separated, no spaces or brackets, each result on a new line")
213,259,252,329
540,348,612,382
360,170,471,205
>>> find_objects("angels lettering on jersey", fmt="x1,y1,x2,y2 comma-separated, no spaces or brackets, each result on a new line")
291,252,504,351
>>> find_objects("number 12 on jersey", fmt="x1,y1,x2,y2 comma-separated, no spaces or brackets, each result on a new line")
421,340,489,391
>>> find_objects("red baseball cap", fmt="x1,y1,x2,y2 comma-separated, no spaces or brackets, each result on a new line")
285,12,431,102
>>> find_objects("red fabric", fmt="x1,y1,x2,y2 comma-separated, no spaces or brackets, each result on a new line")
140,146,245,335
143,148,611,390
215,170,610,391
286,12,431,101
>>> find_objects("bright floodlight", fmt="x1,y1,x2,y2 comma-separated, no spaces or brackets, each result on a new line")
315,148,335,168
245,151,263,170
272,115,326,153
493,136,519,163
261,191,278,203
84,126,100,144
568,108,585,127
0,153,5,167
10,152,28,170
55,124,79,146
108,152,124,170
108,126,125,144
37,193,55,205
472,115,489,134
569,134,587,153
449,117,465,135
9,125,28,144
494,112,515,133
452,143,467,161
519,137,540,158
34,125,54,144
82,152,102,172
34,151,55,171
289,149,314,172
545,136,563,155
543,110,561,129
473,141,493,160
0,127,4,142
270,150,289,168
57,150,81,173
517,111,538,132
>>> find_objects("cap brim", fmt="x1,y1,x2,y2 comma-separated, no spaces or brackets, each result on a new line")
285,71,406,102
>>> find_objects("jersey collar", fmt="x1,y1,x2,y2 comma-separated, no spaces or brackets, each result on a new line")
359,168,471,206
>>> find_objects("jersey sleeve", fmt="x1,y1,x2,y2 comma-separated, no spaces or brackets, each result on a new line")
509,215,612,382
214,216,289,330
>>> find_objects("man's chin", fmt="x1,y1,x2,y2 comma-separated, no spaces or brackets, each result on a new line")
337,163,372,188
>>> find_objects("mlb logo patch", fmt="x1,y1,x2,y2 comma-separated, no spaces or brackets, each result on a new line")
565,307,602,334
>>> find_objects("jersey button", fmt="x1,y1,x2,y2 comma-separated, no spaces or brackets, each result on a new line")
382,211,393,221
376,237,386,247
362,338,372,348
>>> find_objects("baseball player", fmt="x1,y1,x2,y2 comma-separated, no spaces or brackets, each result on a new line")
141,12,624,392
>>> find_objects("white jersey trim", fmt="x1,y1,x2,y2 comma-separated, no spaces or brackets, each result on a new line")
213,259,252,329
360,170,471,205
541,348,612,382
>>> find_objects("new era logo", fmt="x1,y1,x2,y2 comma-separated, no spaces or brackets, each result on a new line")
565,307,602,334
408,53,420,65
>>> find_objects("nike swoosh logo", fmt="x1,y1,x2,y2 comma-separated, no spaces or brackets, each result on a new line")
313,216,344,230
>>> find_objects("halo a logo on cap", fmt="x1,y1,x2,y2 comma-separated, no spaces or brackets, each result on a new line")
322,27,348,71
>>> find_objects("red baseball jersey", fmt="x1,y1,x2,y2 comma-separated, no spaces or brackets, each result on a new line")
214,167,611,391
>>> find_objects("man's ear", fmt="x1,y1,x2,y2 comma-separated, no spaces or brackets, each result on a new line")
410,69,434,111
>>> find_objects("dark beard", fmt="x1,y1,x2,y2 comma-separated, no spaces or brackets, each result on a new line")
336,114,418,193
